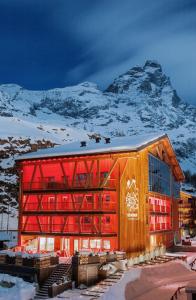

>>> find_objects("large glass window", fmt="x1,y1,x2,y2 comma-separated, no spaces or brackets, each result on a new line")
39,237,54,251
172,178,180,199
149,154,180,198
149,154,171,196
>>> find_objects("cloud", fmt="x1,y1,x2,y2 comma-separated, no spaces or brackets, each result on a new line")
0,0,195,104
59,0,196,104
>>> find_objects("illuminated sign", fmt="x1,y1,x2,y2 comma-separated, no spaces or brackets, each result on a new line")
125,179,139,220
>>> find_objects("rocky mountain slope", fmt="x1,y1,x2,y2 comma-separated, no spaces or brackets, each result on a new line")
0,60,195,227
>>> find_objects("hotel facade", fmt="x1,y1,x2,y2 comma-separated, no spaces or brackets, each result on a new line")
16,134,184,256
179,191,196,237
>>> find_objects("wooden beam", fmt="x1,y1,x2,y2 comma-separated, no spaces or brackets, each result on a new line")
101,158,118,187
37,216,42,233
29,164,37,190
120,158,129,182
72,161,77,186
38,164,44,180
22,216,29,231
97,159,100,187
79,194,85,210
78,216,81,234
61,216,68,233
23,195,29,210
71,194,75,210
86,160,95,187
59,161,66,177
92,215,99,234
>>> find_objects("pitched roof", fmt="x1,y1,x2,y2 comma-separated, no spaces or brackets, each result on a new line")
16,133,166,160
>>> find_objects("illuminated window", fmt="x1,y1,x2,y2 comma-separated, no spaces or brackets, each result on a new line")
83,216,91,224
148,154,170,196
82,239,89,249
105,216,110,224
90,239,101,248
39,237,46,251
105,194,110,202
39,237,54,251
47,238,54,251
103,240,110,249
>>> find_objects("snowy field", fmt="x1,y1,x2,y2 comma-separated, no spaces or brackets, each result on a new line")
0,274,36,300
50,253,196,300
0,253,195,299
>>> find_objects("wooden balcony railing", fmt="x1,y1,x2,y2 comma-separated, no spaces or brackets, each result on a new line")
149,204,170,213
23,223,117,235
23,178,117,191
23,201,117,212
150,223,171,232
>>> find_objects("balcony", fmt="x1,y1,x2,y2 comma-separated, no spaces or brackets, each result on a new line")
149,204,170,214
23,200,117,212
22,223,117,235
23,177,117,192
150,223,171,232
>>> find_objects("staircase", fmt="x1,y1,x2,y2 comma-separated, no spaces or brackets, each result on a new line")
35,263,72,299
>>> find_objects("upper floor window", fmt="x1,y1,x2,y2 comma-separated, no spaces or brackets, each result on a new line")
149,154,171,196
148,154,180,198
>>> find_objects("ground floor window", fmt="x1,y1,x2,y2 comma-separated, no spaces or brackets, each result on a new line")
79,238,111,250
103,240,110,249
60,238,70,252
90,239,101,249
82,239,89,249
21,235,117,255
39,237,54,251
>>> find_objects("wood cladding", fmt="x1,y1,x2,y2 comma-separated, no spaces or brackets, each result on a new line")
18,136,183,255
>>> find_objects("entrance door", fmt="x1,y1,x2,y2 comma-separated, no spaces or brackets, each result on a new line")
60,238,70,256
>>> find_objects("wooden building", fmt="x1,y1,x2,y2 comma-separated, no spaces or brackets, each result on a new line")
179,191,196,237
16,134,184,256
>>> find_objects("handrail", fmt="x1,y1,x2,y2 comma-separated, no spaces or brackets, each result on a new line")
23,201,117,211
170,286,185,300
23,223,116,234
23,178,117,190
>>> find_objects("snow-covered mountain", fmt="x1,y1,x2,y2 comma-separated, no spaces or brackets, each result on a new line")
0,60,195,224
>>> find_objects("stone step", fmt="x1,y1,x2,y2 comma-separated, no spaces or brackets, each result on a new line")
35,263,72,299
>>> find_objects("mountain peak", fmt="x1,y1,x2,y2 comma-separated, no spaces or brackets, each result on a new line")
144,60,162,71
105,60,170,95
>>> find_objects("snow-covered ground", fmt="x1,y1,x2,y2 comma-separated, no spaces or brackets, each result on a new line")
51,253,196,300
0,253,195,299
0,274,36,300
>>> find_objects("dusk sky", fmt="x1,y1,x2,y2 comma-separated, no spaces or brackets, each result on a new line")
0,0,196,105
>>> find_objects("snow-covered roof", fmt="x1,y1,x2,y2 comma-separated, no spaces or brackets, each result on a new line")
16,133,167,160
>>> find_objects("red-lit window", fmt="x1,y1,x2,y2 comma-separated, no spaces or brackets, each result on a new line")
83,216,91,224
149,196,171,232
105,194,110,202
105,216,111,224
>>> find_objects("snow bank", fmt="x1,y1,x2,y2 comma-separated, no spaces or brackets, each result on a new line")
0,250,57,258
101,260,196,300
0,274,36,300
100,268,141,300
